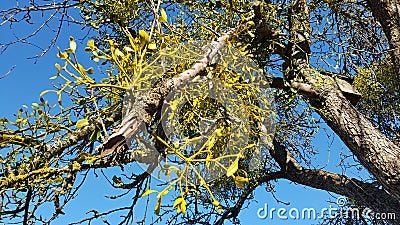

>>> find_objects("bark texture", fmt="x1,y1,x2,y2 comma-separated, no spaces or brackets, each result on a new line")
96,32,233,157
271,138,400,224
367,0,400,76
308,77,400,200
285,0,400,201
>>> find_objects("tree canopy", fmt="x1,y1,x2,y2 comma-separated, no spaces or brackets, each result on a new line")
0,0,399,224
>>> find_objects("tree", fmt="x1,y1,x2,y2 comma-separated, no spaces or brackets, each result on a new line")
0,0,399,224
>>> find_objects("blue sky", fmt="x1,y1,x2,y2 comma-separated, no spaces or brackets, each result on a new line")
0,2,370,224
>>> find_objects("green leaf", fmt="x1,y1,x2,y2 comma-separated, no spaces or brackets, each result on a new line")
76,118,89,129
90,127,101,141
139,30,150,44
141,189,157,197
159,8,168,23
173,197,183,207
55,63,61,72
148,43,157,50
246,21,255,27
40,89,56,97
226,159,238,177
234,176,249,189
87,39,95,47
72,161,81,171
69,36,77,53
180,199,187,213
212,200,220,207
174,197,186,214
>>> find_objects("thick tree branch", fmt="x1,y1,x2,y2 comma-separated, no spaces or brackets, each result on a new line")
214,132,400,224
96,31,236,157
284,0,400,200
22,188,32,225
0,31,240,192
270,137,400,222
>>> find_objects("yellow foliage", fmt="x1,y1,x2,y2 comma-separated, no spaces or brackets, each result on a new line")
159,8,168,23
226,159,239,177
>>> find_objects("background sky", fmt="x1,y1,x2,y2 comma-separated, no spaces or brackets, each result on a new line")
0,2,370,224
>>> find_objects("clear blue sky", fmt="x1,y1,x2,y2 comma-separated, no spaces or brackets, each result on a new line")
0,2,369,224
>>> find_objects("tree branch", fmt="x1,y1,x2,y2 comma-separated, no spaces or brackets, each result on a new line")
22,188,32,225
214,171,284,225
270,137,400,223
96,31,236,157
283,0,400,200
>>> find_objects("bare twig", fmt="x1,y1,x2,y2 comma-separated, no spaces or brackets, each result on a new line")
0,1,80,59
0,65,16,80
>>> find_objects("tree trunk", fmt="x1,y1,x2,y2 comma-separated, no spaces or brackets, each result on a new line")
367,0,400,76
286,0,400,200
307,77,400,200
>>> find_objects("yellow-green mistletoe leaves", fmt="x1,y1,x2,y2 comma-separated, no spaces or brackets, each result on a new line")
89,126,101,141
139,30,150,45
148,43,157,50
87,39,95,48
55,63,61,72
141,189,157,197
86,67,94,74
71,161,81,171
234,176,249,189
85,40,96,53
173,196,187,214
212,200,224,213
159,8,168,23
69,36,77,53
226,158,239,177
76,118,89,129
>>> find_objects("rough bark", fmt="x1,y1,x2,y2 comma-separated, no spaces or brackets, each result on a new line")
367,0,400,76
307,76,400,200
271,138,400,224
285,0,400,201
96,32,234,156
